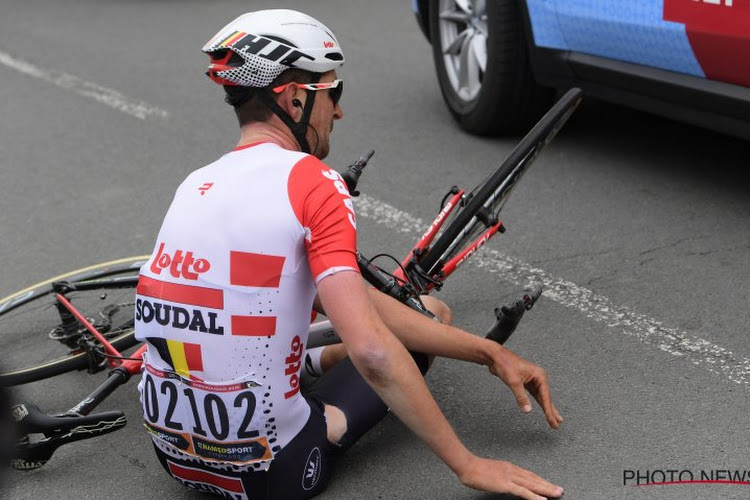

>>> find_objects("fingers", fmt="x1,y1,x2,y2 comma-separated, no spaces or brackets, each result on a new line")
459,457,564,499
506,483,547,500
512,465,565,499
508,481,564,500
494,352,563,428
502,464,564,500
509,380,533,414
526,369,564,429
510,480,565,500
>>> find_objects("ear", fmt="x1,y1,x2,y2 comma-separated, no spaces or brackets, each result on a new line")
277,83,304,120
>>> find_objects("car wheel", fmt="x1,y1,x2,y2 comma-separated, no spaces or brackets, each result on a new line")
429,0,554,135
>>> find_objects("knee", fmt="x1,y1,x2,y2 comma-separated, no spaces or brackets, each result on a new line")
420,296,452,325
324,404,348,445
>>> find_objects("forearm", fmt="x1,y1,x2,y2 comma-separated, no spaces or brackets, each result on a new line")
350,326,476,475
368,288,502,366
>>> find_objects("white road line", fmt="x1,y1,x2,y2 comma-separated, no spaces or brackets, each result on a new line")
355,194,750,386
0,50,169,121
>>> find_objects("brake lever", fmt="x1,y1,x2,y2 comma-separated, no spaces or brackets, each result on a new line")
485,286,543,345
340,149,374,197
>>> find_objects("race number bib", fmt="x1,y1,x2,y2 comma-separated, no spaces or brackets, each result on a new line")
141,362,273,465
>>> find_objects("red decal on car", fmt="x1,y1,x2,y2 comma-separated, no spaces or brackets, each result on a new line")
664,0,750,87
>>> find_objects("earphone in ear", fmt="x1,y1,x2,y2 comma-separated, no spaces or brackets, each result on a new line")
292,99,302,108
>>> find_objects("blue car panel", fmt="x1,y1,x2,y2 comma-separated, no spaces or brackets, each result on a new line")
524,0,567,49
526,0,704,77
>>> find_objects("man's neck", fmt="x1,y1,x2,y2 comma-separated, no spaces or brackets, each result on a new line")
236,120,300,152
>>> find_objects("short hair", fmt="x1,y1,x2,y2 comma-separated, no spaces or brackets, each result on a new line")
224,69,318,126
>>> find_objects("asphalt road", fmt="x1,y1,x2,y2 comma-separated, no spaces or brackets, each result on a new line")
1,1,749,499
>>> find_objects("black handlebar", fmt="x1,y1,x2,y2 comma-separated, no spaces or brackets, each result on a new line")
357,253,437,320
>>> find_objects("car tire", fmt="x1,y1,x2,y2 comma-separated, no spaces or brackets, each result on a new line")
429,0,554,135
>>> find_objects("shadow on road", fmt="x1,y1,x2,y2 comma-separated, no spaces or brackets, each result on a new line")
560,97,748,194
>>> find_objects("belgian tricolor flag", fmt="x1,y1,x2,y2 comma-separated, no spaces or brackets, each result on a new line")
219,31,248,48
147,338,204,379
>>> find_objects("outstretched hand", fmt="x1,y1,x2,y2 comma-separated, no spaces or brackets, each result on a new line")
459,456,564,500
488,345,563,429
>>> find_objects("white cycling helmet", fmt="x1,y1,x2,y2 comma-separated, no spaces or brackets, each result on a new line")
202,9,345,87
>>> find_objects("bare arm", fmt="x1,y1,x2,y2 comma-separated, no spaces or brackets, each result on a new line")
316,271,563,499
368,289,563,429
317,286,563,429
370,288,495,363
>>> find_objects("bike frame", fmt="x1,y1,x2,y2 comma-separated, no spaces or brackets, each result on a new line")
392,187,506,293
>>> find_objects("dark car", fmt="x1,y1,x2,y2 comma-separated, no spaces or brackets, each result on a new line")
413,0,750,140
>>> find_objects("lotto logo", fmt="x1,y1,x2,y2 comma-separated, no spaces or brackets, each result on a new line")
150,242,211,280
284,335,304,399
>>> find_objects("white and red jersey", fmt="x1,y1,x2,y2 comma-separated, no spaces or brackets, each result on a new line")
134,142,359,468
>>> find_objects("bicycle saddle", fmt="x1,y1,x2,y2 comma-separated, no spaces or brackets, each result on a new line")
10,403,126,470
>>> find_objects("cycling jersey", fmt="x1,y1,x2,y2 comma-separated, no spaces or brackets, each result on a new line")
134,142,359,471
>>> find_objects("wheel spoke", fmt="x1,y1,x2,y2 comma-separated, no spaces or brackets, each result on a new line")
439,9,471,24
471,32,488,73
454,0,472,15
444,28,470,56
458,31,480,95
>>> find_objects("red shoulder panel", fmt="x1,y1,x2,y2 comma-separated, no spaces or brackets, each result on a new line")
287,156,359,282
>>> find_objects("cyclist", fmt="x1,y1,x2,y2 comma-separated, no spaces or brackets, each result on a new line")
134,9,564,500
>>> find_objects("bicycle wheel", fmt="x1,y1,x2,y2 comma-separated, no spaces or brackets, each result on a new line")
0,256,149,386
418,87,583,275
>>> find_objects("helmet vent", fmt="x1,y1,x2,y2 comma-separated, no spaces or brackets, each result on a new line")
227,52,245,67
210,48,229,60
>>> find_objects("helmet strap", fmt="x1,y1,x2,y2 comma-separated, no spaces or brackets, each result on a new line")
259,74,320,154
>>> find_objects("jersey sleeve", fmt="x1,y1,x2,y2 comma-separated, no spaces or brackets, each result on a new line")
287,155,360,283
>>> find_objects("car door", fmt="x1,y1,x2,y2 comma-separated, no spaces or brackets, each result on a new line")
548,0,704,77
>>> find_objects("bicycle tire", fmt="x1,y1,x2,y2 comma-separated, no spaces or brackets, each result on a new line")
418,87,583,275
0,256,149,386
